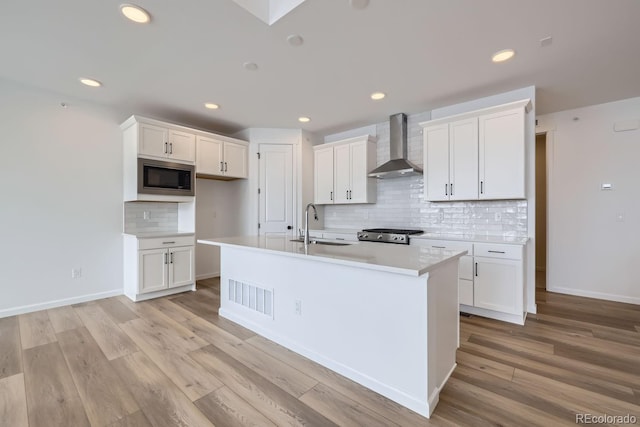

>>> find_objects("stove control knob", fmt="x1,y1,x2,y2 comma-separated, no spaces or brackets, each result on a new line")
377,234,383,240
392,236,398,241
363,234,368,239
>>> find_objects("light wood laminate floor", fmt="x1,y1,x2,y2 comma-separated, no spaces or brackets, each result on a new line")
1,278,639,426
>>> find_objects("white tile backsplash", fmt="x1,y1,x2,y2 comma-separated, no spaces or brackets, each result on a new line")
323,114,528,237
124,201,179,233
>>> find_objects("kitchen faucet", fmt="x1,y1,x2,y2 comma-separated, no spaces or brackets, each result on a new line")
304,203,318,246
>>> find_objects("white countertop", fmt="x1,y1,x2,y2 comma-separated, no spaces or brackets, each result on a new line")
411,232,529,245
123,231,195,239
198,235,466,277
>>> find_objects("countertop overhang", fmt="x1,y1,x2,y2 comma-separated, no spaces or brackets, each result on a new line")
198,235,466,277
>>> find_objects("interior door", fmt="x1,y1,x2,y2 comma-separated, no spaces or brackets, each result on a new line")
259,144,294,236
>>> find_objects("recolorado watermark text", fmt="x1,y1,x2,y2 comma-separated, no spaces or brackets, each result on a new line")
576,413,637,424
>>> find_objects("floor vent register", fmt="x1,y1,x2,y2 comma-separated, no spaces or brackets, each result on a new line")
228,279,273,317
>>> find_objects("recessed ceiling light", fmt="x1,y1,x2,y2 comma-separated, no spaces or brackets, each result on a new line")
120,4,151,23
349,0,370,10
298,116,311,123
371,92,386,100
79,78,102,87
287,34,304,47
243,62,258,71
204,103,219,110
492,49,515,63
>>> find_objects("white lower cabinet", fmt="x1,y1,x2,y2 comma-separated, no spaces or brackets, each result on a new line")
473,243,523,316
411,238,525,324
125,235,196,301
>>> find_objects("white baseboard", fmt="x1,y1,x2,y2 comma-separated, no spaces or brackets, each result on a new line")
196,272,220,280
547,286,640,305
0,289,123,319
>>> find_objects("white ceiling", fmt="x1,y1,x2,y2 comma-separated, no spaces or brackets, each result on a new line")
1,0,639,135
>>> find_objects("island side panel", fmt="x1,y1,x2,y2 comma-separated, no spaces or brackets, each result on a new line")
426,259,459,413
218,245,432,415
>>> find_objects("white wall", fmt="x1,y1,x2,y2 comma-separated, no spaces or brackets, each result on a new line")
538,97,640,304
0,80,123,317
195,178,245,279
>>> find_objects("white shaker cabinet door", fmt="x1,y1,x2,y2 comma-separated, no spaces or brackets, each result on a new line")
139,248,169,294
349,140,369,203
333,143,351,204
423,124,450,201
478,108,525,199
139,123,169,159
196,136,224,175
168,130,196,163
169,246,195,288
314,145,334,204
474,257,522,315
449,118,478,200
224,141,248,178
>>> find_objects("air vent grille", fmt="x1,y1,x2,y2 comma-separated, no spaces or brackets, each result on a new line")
228,279,273,317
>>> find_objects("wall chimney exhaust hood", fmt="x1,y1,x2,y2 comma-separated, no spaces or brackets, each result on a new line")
368,113,423,179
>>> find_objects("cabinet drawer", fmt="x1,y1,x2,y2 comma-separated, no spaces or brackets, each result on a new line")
474,243,522,260
138,235,195,250
413,239,473,255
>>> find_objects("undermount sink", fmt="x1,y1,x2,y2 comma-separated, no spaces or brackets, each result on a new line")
290,238,351,246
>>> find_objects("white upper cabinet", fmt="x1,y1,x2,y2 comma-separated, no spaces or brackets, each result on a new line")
478,107,525,199
223,140,248,179
138,122,195,163
420,99,530,202
423,118,478,201
314,145,335,204
196,136,248,179
313,135,376,205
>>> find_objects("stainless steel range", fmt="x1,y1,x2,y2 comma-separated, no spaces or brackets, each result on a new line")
357,228,424,245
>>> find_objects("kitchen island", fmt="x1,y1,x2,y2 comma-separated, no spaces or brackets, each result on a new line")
197,235,466,417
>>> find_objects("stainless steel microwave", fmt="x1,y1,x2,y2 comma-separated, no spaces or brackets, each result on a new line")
137,158,195,197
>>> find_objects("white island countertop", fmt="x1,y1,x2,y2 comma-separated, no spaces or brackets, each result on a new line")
198,235,466,277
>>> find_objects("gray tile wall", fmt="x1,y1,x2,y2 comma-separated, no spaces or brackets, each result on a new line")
124,201,178,233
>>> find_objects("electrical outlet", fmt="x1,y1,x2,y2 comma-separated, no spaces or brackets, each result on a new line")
494,212,502,221
438,210,444,221
616,213,625,222
143,211,150,220
71,268,82,279
294,299,302,316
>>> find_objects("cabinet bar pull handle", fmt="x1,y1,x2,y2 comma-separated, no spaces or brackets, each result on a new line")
169,142,173,154
488,250,506,254
220,161,224,172
445,184,448,196
450,183,454,195
480,181,484,194
475,262,478,276
162,241,176,244
224,162,228,172
164,142,168,153
432,245,446,249
164,253,168,265
170,252,174,264
330,191,333,201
